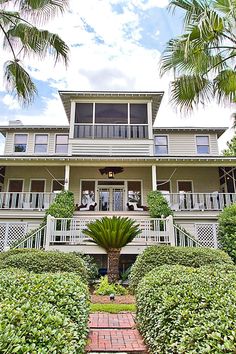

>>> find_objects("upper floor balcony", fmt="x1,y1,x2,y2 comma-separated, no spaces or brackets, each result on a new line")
74,124,149,139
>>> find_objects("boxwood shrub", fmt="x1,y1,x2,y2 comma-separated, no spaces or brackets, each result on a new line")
136,264,236,353
0,249,88,281
0,269,89,353
129,245,233,292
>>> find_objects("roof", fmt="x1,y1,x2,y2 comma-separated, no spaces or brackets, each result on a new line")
0,125,69,136
153,127,227,138
59,90,164,124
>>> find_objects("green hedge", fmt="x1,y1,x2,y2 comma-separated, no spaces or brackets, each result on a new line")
136,264,236,353
129,245,233,292
0,249,88,281
0,269,89,353
218,203,236,262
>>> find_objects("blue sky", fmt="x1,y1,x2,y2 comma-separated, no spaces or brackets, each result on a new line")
0,0,235,149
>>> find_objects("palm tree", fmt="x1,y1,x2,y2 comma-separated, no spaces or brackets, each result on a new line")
83,216,141,283
0,0,69,105
160,0,236,112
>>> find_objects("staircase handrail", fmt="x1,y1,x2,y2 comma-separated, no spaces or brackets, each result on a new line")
12,225,46,249
173,223,202,247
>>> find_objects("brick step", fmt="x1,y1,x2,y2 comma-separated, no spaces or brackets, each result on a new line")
89,313,135,329
86,329,147,353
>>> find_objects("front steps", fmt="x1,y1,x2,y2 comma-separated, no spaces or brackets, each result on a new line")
86,313,147,353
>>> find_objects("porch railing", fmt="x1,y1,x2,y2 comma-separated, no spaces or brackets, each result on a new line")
45,216,171,247
164,193,236,211
0,192,56,210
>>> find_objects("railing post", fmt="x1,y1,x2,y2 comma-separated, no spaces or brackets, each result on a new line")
45,214,52,250
167,215,175,246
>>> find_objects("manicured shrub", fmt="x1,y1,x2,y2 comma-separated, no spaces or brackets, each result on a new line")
129,245,233,292
0,249,88,281
0,269,89,353
94,275,128,295
44,190,75,222
147,190,173,218
218,203,236,262
136,264,236,353
73,252,99,282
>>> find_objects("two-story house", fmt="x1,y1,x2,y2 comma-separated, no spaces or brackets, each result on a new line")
0,91,235,265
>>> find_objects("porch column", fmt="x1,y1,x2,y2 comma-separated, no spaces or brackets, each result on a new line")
152,165,157,191
64,165,70,191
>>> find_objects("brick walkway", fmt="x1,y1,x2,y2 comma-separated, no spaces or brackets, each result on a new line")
86,313,148,353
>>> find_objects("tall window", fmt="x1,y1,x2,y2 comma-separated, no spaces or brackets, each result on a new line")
34,134,48,153
196,136,210,154
155,135,168,155
55,135,68,153
14,134,27,152
157,180,170,192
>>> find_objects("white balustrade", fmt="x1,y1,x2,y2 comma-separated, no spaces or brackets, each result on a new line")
0,192,56,210
165,193,236,211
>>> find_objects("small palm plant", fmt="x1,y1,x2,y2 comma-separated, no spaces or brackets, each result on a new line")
83,216,141,283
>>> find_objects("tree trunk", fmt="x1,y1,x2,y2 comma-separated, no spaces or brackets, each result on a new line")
107,248,121,283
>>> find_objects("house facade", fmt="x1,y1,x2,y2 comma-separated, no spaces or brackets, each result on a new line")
0,91,235,263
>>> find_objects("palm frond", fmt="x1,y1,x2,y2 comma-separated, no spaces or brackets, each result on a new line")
83,217,141,251
6,23,69,64
14,0,69,23
214,69,236,103
4,60,37,105
170,74,212,111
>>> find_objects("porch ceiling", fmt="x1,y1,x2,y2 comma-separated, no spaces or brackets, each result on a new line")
0,156,235,167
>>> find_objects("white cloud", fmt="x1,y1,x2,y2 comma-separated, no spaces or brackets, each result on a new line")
2,94,21,110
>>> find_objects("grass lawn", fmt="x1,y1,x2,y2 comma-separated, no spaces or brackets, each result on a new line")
90,303,136,313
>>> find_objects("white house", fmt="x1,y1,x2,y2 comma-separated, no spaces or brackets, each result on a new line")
0,91,235,267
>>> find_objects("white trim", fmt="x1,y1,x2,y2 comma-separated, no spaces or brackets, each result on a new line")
13,133,29,154
177,180,194,193
195,134,211,155
154,134,169,155
54,133,69,154
33,133,49,154
69,101,75,139
80,178,144,209
29,179,46,193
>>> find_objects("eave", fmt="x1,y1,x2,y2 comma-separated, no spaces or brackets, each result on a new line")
59,90,164,124
0,155,235,167
153,126,227,138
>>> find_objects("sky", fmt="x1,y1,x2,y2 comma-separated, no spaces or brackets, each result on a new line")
0,0,235,151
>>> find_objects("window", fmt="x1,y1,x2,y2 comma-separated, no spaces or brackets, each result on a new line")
81,181,95,205
177,181,193,192
8,180,23,192
157,180,170,192
127,181,141,203
52,180,64,191
196,136,210,154
75,103,93,123
14,134,27,152
34,134,48,153
130,104,148,124
95,104,128,124
55,135,68,153
30,180,45,192
155,135,168,155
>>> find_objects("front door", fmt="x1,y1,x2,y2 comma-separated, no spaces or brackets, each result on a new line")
98,187,124,211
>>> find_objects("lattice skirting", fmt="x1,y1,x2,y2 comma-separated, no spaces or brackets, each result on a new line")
195,223,219,248
0,223,28,251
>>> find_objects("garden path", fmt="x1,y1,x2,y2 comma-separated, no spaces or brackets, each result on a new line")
86,312,148,353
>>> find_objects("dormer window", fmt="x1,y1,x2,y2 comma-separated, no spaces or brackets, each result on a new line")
155,135,168,155
196,136,210,154
14,134,27,152
34,134,48,153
